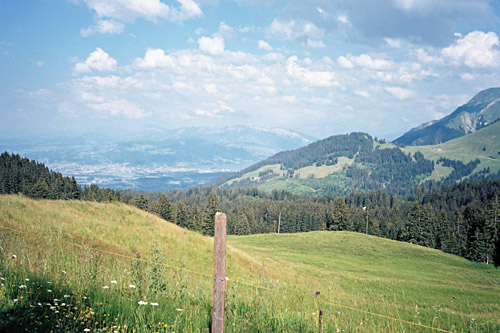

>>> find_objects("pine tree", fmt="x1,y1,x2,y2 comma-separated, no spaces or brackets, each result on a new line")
202,192,220,236
329,198,351,231
31,179,50,199
133,194,150,211
153,194,174,222
234,211,251,235
485,196,499,264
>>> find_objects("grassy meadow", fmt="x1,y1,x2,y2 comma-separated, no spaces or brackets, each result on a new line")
1,194,500,332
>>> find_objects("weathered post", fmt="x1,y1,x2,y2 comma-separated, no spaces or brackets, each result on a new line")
212,212,226,333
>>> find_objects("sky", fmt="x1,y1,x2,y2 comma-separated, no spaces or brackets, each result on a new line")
1,0,500,141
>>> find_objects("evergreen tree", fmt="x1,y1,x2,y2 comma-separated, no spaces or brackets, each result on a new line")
485,196,499,264
152,194,174,222
234,211,251,235
202,192,220,236
329,198,351,231
133,194,150,211
31,179,50,199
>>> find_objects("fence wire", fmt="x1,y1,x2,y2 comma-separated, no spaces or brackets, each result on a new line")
0,224,454,332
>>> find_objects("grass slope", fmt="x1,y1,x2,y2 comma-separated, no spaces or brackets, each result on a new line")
1,195,500,331
403,121,500,175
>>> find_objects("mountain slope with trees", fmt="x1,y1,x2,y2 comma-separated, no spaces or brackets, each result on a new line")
214,124,500,196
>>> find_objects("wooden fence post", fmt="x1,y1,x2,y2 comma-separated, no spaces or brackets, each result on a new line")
212,212,226,333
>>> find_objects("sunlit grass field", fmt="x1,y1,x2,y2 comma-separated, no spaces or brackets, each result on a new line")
1,194,499,331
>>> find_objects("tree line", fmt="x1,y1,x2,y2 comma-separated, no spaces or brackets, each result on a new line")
1,151,499,265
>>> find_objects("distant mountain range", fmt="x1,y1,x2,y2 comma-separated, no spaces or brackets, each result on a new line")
0,126,314,191
394,87,500,146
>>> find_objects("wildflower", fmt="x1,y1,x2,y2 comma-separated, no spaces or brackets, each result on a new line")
129,284,136,288
176,308,183,312
337,311,341,315
103,286,109,289
0,277,4,280
319,310,323,316
47,290,52,293
25,278,29,281
64,295,70,298
19,285,27,289
111,280,117,284
84,329,90,332
62,270,66,274
47,282,52,284
151,302,159,306
138,301,148,305
54,299,59,302
84,260,88,264
315,290,320,296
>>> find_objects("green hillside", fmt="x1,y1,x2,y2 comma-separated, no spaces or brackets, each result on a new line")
1,195,499,331
403,120,500,178
217,123,500,196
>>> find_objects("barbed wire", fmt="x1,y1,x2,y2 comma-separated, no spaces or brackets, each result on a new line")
0,224,455,332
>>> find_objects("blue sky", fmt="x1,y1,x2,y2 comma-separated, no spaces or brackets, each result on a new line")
1,0,500,140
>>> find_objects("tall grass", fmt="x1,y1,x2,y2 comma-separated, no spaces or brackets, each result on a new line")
1,194,499,331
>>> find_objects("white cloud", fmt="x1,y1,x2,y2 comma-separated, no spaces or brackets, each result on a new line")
258,40,272,51
306,39,326,48
74,48,117,74
337,15,350,25
198,36,225,55
134,48,175,68
353,90,370,98
80,0,202,35
384,38,402,48
441,31,500,68
338,54,392,70
460,73,475,81
194,101,234,117
204,83,217,93
36,60,44,67
216,22,235,39
286,56,338,87
81,19,125,37
268,19,323,41
383,86,414,99
89,99,146,118
337,56,354,69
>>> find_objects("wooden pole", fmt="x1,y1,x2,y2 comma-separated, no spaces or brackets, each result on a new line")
212,212,226,333
278,212,281,234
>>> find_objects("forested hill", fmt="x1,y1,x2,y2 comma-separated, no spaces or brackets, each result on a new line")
0,152,81,199
394,87,500,146
214,127,500,196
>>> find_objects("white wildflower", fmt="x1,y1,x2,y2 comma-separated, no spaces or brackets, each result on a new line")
151,302,159,306
19,285,27,289
111,280,117,284
176,308,183,311
103,286,109,289
129,284,136,288
47,289,52,293
138,301,148,305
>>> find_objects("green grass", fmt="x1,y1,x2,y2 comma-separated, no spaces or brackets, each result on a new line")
1,195,500,331
403,121,500,176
